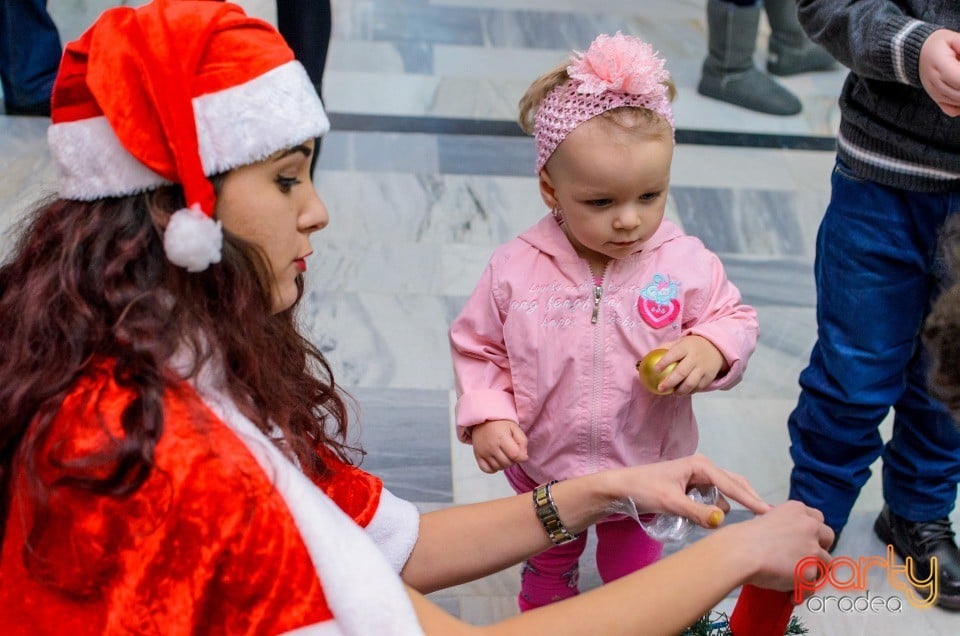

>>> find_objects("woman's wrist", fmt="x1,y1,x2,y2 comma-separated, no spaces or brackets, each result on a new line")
704,522,764,586
547,471,625,535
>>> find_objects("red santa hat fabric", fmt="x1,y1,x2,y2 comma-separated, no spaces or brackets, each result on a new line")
47,0,330,271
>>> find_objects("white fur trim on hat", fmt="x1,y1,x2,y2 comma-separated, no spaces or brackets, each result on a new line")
48,61,329,201
195,63,329,175
47,116,175,198
163,203,223,272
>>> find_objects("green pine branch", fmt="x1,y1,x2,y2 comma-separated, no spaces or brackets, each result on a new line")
680,611,807,636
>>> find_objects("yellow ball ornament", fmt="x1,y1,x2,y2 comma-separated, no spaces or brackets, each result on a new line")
636,348,678,395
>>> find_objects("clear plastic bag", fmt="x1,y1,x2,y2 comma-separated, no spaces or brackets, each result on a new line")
637,485,719,543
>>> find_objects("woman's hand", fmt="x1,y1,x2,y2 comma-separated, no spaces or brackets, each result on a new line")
605,454,770,529
730,500,834,594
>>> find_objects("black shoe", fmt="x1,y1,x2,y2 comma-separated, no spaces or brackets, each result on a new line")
874,505,960,610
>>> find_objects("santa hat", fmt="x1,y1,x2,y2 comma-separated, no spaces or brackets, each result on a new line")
47,0,330,272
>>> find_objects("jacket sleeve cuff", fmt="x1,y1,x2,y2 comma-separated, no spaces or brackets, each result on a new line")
455,390,518,443
882,18,939,87
685,323,756,391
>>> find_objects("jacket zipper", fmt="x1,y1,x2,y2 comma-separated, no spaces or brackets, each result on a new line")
589,266,606,473
591,283,603,324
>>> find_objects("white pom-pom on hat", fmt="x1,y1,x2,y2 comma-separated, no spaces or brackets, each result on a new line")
163,203,223,272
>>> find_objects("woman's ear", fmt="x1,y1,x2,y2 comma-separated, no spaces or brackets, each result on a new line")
539,168,559,209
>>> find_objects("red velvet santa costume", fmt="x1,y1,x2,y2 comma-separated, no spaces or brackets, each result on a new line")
0,1,423,633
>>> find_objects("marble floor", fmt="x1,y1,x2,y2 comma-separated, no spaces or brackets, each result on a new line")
2,0,959,633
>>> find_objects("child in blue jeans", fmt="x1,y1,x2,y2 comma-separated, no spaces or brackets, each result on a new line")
787,0,960,609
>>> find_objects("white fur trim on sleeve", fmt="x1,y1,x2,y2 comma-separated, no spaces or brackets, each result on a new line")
365,487,421,573
281,623,344,636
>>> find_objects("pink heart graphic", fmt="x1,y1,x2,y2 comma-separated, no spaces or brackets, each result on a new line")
638,298,680,328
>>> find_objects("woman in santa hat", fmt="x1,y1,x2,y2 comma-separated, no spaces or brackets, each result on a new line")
0,1,831,633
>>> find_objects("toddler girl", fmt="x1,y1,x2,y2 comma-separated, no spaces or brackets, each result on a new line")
449,32,759,611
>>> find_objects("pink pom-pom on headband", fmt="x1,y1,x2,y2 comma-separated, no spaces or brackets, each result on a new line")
534,32,674,174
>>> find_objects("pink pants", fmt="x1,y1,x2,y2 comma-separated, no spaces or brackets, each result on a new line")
507,466,664,611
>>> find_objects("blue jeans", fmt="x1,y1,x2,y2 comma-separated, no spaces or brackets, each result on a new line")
788,159,960,531
0,0,61,110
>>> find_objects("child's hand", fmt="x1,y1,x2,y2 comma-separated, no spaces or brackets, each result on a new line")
470,419,528,474
653,335,727,395
919,28,960,117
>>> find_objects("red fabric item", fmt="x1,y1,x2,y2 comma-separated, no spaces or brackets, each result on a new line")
729,584,795,636
313,445,383,529
0,361,384,634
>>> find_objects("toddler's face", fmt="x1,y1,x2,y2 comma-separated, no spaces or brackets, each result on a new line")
541,115,673,271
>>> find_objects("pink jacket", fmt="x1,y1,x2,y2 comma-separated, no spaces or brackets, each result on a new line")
450,215,758,485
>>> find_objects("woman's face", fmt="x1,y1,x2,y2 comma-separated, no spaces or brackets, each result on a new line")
216,140,328,313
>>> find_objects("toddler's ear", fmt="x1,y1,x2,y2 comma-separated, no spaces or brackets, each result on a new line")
538,168,559,209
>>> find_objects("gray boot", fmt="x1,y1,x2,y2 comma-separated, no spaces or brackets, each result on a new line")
764,0,838,76
698,0,801,116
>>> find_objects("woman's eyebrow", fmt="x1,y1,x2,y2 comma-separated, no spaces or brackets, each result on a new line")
273,144,312,161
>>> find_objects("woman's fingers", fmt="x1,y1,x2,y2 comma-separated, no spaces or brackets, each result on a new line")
687,455,770,515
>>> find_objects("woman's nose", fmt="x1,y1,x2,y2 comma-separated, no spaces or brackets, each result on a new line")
300,190,329,234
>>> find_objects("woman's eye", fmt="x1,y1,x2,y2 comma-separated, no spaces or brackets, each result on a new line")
276,175,301,193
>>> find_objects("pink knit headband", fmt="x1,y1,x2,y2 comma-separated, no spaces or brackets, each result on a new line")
534,32,674,174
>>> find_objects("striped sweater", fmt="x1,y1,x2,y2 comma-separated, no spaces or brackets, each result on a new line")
799,0,960,192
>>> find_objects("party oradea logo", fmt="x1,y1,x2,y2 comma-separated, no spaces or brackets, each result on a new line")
793,545,938,613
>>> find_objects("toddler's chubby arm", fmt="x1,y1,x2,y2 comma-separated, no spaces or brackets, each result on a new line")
650,335,726,396
660,248,757,394
449,261,526,466
469,419,528,474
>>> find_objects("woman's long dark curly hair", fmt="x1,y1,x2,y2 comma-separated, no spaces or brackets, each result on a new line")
0,183,352,543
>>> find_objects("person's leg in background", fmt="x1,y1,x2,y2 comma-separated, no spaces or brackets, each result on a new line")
698,0,834,116
788,161,960,607
276,0,332,176
789,160,943,532
763,0,836,76
698,0,801,115
876,224,960,609
0,0,61,116
594,518,662,584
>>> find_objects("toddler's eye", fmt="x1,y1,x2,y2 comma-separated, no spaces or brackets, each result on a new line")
588,199,612,208
276,175,301,193
639,192,661,201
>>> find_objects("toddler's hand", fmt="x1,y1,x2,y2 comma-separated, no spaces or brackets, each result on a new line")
919,28,960,117
469,419,528,474
653,335,727,395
